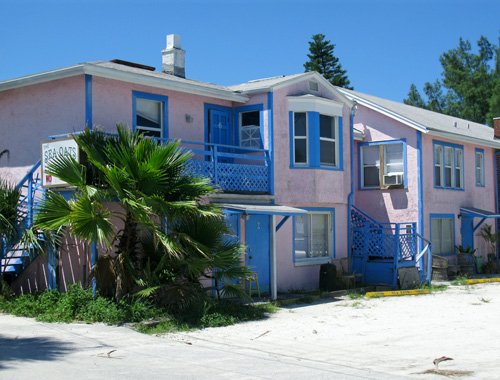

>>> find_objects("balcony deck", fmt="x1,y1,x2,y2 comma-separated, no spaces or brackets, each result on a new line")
177,140,271,194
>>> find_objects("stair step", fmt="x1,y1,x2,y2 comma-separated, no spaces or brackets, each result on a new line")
1,265,19,273
1,258,24,266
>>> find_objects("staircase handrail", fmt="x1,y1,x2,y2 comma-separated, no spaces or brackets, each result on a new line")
16,160,41,190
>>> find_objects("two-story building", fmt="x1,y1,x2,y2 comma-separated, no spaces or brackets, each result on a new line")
1,34,498,296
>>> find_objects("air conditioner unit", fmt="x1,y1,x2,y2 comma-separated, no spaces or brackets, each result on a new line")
383,174,403,186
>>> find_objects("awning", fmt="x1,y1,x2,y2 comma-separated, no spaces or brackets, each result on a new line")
220,203,307,216
460,207,500,219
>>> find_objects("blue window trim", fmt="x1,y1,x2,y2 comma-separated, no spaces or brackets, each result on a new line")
432,140,464,191
204,103,233,144
292,207,335,266
357,139,407,190
233,103,264,148
475,148,485,187
289,111,343,171
132,91,169,139
429,213,456,256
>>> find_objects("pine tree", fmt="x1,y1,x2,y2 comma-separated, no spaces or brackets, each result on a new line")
404,35,498,125
404,84,426,108
304,34,353,89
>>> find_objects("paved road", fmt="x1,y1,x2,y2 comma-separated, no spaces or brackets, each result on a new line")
3,283,500,379
0,314,405,380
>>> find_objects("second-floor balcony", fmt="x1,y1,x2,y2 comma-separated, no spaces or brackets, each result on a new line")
177,140,271,194
47,132,272,195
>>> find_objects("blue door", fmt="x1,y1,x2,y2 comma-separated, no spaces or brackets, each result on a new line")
209,109,232,146
245,214,271,294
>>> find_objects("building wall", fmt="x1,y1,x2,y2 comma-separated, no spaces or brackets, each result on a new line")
421,133,497,259
353,106,419,225
92,76,236,142
0,76,86,182
269,80,352,291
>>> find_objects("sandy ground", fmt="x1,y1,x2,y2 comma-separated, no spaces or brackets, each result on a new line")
1,283,499,379
170,283,500,379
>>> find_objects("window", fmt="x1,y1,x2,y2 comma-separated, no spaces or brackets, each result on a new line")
294,210,334,264
319,115,336,166
433,141,463,190
293,112,308,164
133,92,168,139
475,148,485,187
288,95,343,170
290,112,341,169
239,110,261,148
431,215,454,255
360,141,405,189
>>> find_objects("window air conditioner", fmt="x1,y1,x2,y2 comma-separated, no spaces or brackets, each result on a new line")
383,174,403,186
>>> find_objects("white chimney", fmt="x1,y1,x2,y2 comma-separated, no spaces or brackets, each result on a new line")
162,34,185,78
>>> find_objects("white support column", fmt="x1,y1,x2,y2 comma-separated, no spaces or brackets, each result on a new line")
271,215,277,300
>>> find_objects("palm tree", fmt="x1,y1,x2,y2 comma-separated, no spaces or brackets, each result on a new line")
35,126,250,304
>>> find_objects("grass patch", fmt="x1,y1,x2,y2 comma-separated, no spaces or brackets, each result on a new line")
347,291,364,300
451,276,469,286
420,283,449,292
0,284,277,333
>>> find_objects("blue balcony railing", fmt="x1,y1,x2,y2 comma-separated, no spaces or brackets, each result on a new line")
176,140,271,194
48,132,272,194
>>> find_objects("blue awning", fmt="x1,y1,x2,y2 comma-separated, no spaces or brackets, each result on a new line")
220,203,306,216
460,207,500,219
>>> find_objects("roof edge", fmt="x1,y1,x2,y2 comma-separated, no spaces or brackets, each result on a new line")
0,63,249,103
339,88,428,133
0,65,86,92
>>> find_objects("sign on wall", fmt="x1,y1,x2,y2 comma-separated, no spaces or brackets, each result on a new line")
41,137,80,188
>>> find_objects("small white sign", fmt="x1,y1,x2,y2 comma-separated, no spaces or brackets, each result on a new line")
41,137,79,188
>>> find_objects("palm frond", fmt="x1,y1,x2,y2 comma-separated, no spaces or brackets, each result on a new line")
34,191,72,230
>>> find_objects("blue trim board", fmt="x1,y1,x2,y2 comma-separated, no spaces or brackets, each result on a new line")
432,139,464,191
292,207,336,265
267,92,275,195
289,111,343,171
475,148,485,187
85,74,92,129
132,91,169,139
429,213,456,256
357,139,407,190
347,109,355,259
417,131,424,252
495,152,500,258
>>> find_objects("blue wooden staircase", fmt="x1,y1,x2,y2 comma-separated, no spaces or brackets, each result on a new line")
351,206,432,288
0,161,45,281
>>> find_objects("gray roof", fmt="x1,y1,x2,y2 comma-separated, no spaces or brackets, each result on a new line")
0,61,248,102
339,88,499,148
229,73,310,93
88,61,236,92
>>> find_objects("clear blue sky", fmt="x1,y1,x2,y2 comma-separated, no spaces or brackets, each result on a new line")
1,0,498,102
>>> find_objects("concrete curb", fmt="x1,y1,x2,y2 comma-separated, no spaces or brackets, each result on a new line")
365,289,431,298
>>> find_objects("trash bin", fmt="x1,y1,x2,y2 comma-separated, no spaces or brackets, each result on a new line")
319,263,336,291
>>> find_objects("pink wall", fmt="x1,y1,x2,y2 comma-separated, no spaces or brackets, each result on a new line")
421,133,497,259
269,79,352,291
92,77,236,142
0,76,86,181
353,104,497,260
353,106,419,224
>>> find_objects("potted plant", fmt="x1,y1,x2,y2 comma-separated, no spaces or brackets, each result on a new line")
480,224,498,274
455,245,477,276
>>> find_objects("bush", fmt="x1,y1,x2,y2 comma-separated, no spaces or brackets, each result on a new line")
0,284,159,325
0,285,277,333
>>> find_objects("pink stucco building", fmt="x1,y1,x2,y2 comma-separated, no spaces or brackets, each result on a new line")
1,35,499,296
